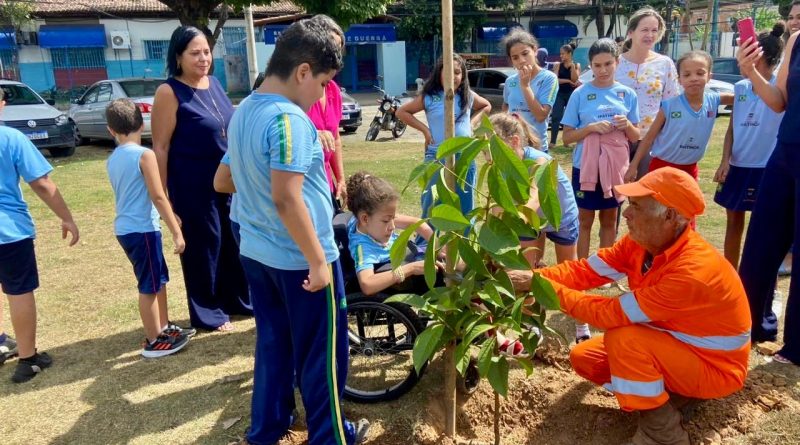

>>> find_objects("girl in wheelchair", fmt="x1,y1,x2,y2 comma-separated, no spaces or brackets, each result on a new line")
344,172,442,296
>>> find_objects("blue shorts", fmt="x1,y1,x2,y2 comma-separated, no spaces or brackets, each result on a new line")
117,231,169,295
571,167,622,211
0,237,39,295
714,165,764,212
519,218,579,246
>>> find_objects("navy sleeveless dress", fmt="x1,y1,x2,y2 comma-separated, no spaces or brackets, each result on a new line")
165,76,252,329
738,36,800,363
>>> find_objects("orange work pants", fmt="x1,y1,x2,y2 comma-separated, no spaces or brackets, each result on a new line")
570,324,743,411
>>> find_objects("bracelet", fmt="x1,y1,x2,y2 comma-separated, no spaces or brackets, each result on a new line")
393,266,405,283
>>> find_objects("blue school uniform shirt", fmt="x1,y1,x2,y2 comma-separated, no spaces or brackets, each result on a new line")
561,82,640,165
730,77,783,168
424,91,473,156
347,218,398,273
504,69,559,152
649,91,721,165
219,153,238,223
226,92,338,270
107,142,160,236
0,126,53,245
522,147,578,230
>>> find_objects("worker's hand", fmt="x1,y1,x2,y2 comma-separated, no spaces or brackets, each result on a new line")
713,162,730,183
303,261,330,292
591,121,614,135
62,219,80,246
624,164,639,183
318,130,336,153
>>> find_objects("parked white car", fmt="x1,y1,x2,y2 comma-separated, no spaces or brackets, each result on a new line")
68,78,165,145
0,80,75,157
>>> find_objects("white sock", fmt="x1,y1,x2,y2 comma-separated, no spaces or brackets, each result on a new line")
576,323,591,339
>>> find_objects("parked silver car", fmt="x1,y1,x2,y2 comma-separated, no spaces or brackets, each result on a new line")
0,80,75,157
69,78,165,144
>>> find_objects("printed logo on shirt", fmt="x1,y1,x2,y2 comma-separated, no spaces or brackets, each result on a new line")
741,112,761,127
432,95,442,102
738,94,748,102
707,110,716,118
587,94,597,101
575,191,585,198
617,91,626,99
671,111,682,119
509,80,518,88
679,136,701,151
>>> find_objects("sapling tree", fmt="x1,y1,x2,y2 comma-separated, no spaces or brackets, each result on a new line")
386,116,562,444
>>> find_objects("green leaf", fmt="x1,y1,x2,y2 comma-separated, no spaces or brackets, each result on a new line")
520,205,542,232
511,296,527,325
416,161,443,192
424,232,437,290
487,355,510,397
501,211,539,240
531,273,561,310
494,269,517,298
454,139,487,188
389,220,425,269
403,162,431,194
429,204,470,232
474,114,495,138
489,134,529,190
413,323,445,374
463,323,495,347
476,216,518,255
516,356,535,376
436,136,474,159
384,293,427,309
475,161,492,197
435,170,460,209
536,160,561,230
487,167,517,214
455,342,473,375
488,249,530,271
457,240,490,278
477,336,497,378
481,284,505,310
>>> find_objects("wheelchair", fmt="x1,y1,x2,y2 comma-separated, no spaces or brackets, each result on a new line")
335,212,479,404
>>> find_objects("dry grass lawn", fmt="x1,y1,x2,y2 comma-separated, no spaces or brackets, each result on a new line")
0,118,797,444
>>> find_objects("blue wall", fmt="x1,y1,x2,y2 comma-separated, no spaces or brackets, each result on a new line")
17,57,228,93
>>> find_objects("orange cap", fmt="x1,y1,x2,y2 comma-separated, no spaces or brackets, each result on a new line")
614,167,705,219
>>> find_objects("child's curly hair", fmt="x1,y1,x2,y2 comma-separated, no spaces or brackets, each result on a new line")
346,171,399,216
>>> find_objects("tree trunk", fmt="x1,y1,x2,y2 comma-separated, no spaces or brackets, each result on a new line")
494,390,501,445
660,3,674,55
595,0,606,39
157,0,227,52
605,0,618,38
701,0,714,51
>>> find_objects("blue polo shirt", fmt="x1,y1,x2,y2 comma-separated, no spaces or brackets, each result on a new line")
649,91,721,165
0,126,53,245
107,142,160,235
424,91,473,154
504,69,559,152
227,92,338,270
730,78,783,168
561,82,640,165
347,217,398,273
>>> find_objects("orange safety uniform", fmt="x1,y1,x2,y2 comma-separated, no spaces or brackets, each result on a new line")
539,228,751,411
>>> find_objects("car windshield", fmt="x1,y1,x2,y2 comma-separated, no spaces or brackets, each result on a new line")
1,85,43,105
119,80,164,98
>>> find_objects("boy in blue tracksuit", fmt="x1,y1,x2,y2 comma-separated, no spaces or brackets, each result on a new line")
0,88,79,382
226,17,368,445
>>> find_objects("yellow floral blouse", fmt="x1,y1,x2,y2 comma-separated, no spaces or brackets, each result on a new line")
615,53,680,138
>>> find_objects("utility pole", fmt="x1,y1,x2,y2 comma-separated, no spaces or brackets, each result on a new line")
710,0,720,57
244,5,259,88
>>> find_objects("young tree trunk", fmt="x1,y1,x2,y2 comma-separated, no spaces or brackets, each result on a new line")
494,390,501,445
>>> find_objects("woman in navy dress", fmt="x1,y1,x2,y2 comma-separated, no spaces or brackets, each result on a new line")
152,26,251,331
737,29,800,364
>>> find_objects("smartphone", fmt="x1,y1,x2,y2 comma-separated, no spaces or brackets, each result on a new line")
738,17,757,45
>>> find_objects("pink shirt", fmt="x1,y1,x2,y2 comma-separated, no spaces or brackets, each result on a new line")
307,80,343,192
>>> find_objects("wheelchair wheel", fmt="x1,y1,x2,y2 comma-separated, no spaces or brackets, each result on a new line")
344,293,427,403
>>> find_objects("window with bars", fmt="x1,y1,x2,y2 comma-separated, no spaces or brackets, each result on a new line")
50,48,106,69
144,40,170,61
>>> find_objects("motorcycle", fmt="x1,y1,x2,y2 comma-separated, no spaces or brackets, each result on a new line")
365,85,411,142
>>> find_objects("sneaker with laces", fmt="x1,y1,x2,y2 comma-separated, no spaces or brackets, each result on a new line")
164,321,196,338
12,351,52,383
0,335,18,365
142,333,189,358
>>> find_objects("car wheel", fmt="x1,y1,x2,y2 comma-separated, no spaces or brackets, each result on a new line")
72,122,88,146
49,145,75,157
342,126,358,134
